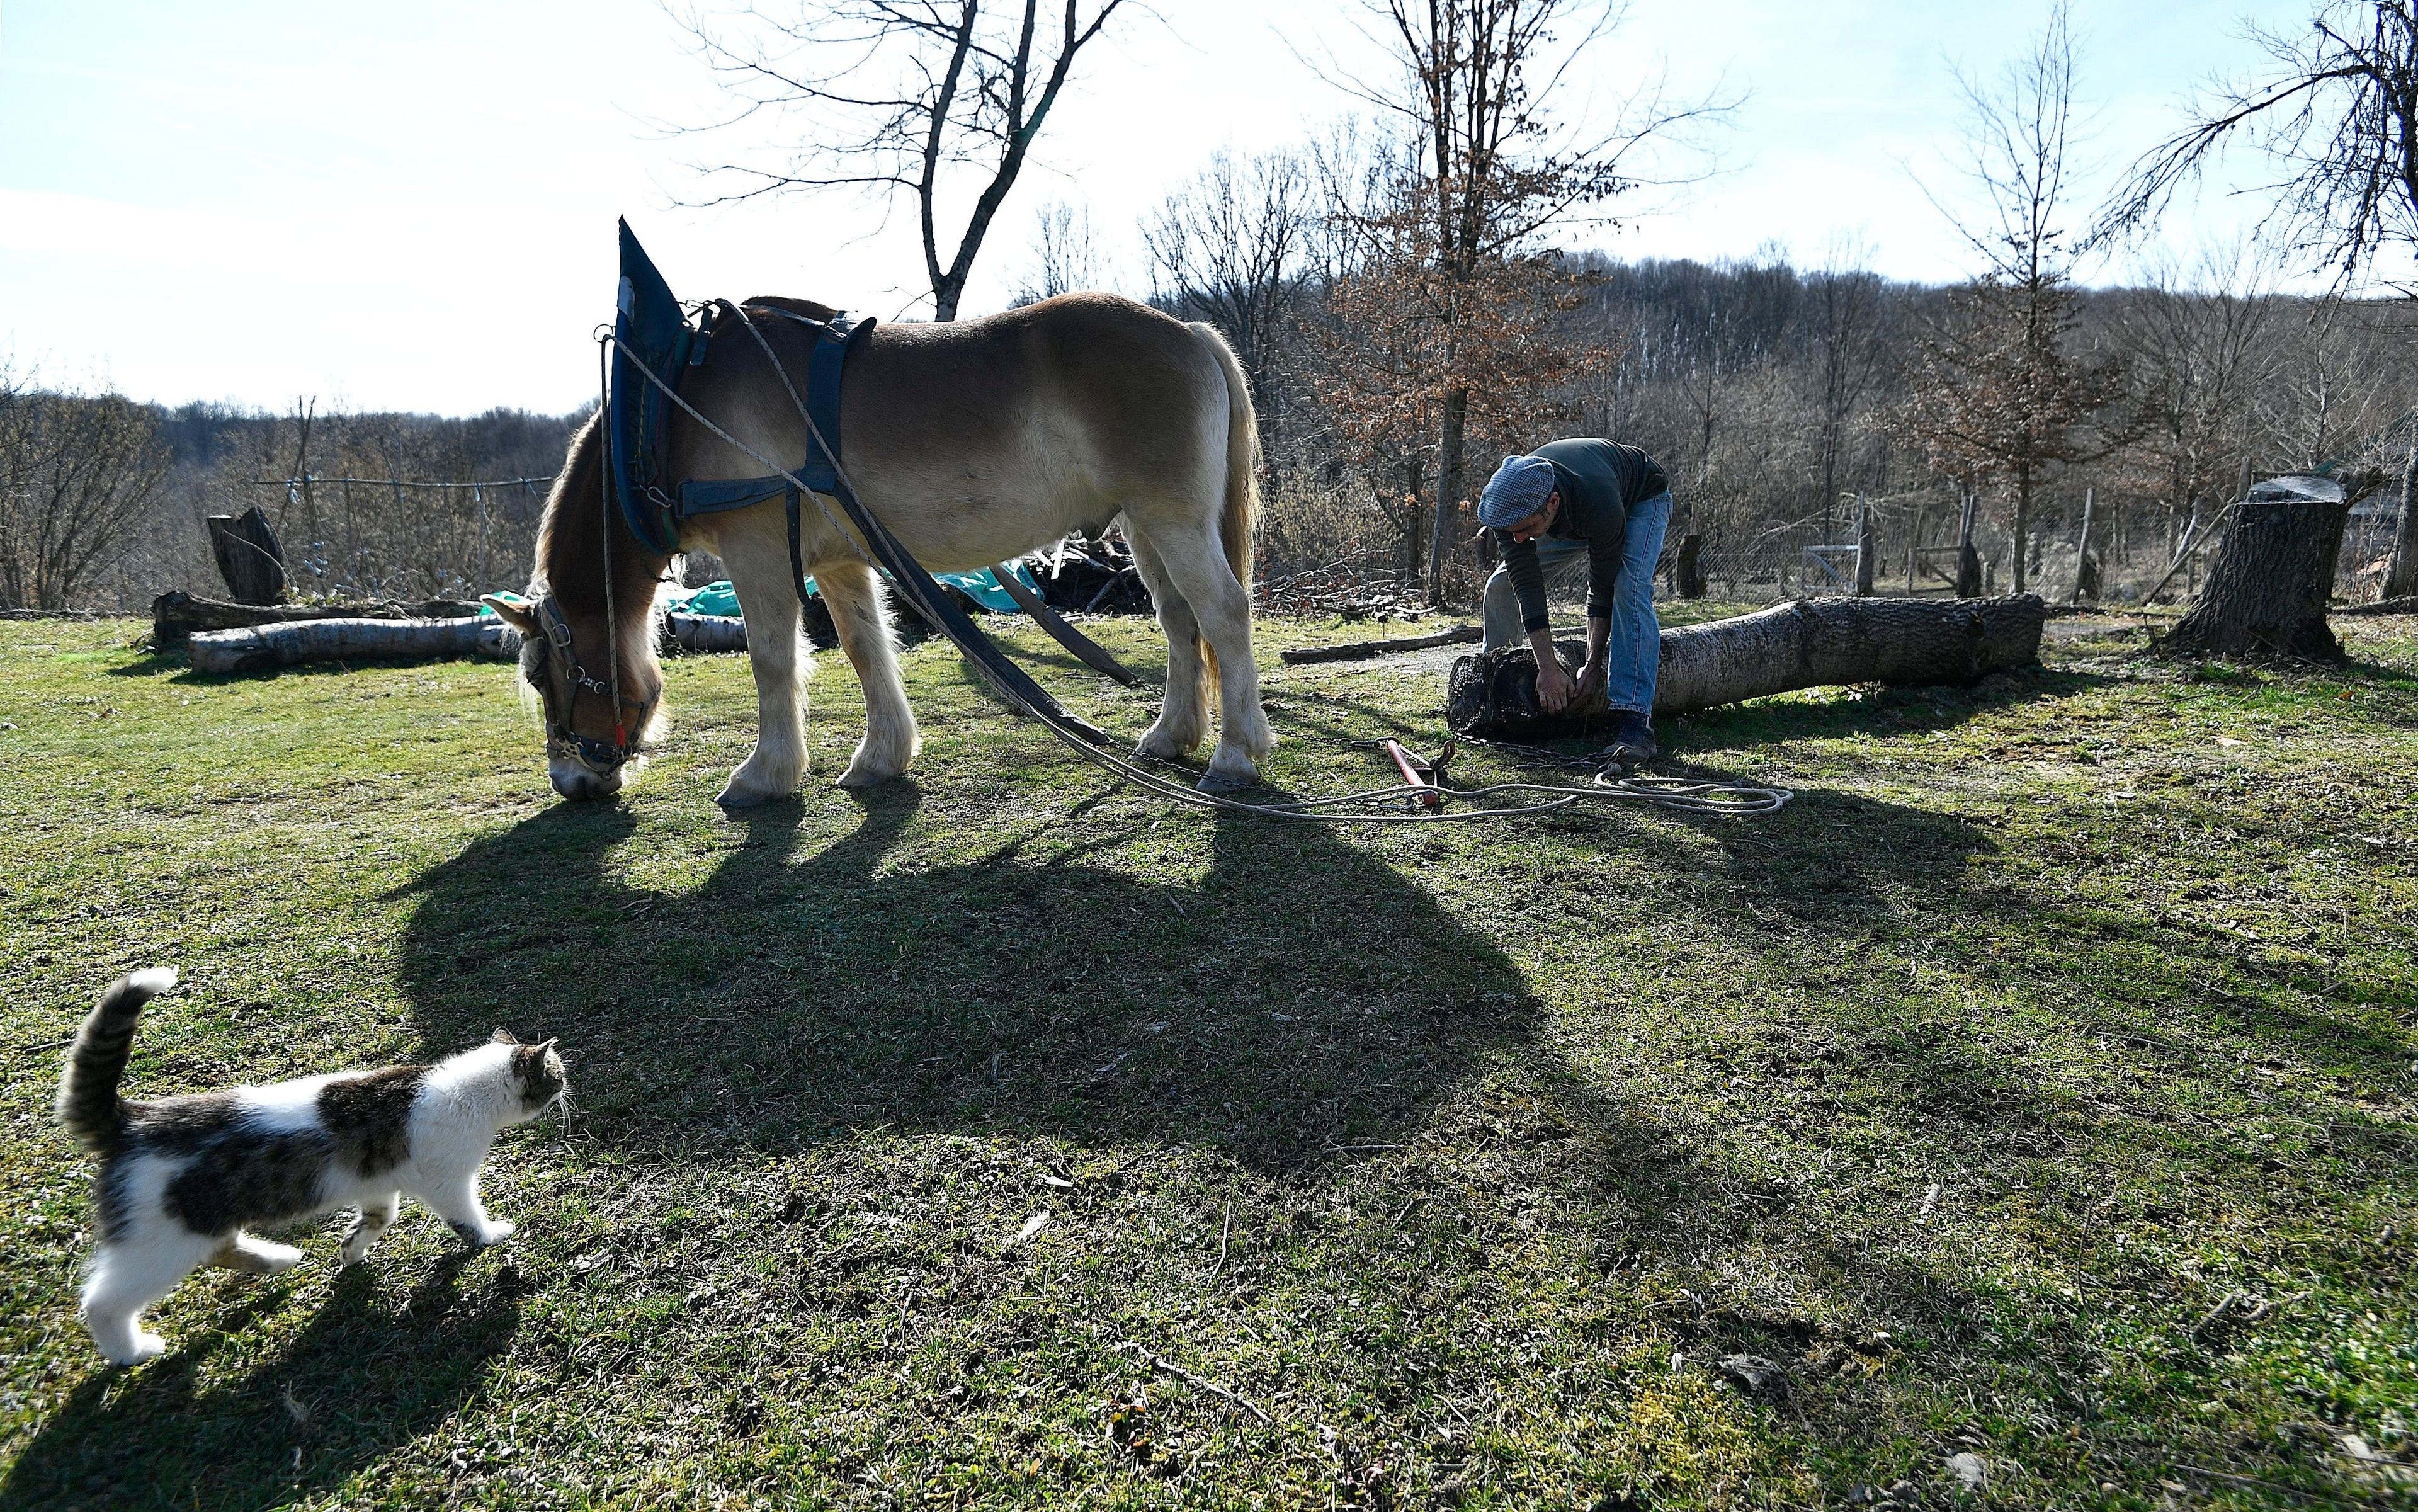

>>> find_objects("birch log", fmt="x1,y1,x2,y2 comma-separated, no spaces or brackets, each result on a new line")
184,611,751,673
1446,594,2047,740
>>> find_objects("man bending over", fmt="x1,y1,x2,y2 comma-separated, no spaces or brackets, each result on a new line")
1476,440,1674,768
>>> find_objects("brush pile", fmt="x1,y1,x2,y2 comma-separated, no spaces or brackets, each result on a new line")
1031,535,1154,613
1257,561,1427,620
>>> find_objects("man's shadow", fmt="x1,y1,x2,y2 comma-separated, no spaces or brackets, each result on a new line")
0,1255,518,1512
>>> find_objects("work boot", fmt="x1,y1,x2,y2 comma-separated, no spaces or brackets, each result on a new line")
1595,710,1658,774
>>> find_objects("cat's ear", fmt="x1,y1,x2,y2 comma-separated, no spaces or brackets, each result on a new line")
492,1028,518,1045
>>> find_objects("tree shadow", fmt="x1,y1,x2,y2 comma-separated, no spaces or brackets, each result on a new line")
0,1253,518,1512
390,791,1545,1173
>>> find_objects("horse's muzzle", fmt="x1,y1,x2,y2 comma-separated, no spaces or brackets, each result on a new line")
549,755,627,802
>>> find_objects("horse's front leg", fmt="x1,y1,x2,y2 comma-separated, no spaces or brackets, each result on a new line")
816,557,919,786
716,528,814,808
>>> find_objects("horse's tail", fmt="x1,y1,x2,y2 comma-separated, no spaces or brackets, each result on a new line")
1187,321,1261,700
58,969,176,1153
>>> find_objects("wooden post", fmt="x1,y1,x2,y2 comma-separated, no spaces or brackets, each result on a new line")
1853,493,1876,596
1955,492,1982,598
1905,499,1924,595
2072,487,2097,604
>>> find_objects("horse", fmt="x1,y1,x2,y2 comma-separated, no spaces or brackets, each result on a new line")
481,292,1274,805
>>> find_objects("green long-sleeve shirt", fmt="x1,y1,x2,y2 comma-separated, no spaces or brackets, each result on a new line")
1490,439,1669,634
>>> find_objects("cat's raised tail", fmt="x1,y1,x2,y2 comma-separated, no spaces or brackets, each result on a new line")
57,967,178,1152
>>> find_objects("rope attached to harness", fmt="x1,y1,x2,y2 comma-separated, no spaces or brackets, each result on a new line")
594,317,1791,824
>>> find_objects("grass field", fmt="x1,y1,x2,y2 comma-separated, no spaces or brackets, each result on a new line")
1,605,2413,1511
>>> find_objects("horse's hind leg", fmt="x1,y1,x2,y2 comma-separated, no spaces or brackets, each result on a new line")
817,557,920,786
1128,518,1273,783
715,513,814,807
1125,526,1209,759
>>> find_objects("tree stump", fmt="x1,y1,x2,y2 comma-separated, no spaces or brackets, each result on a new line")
1675,533,1707,599
2160,498,2348,663
205,507,287,605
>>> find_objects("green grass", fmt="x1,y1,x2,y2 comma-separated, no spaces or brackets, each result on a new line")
0,605,2412,1510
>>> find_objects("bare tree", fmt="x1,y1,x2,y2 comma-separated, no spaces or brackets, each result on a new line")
1329,0,1720,601
2097,1,2418,592
1011,200,1103,305
0,385,172,610
1806,243,1894,537
2116,246,2279,538
670,0,1137,320
1904,2,2123,594
1145,149,1315,409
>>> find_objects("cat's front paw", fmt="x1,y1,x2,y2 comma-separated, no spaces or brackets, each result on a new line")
113,1332,168,1367
449,1219,515,1248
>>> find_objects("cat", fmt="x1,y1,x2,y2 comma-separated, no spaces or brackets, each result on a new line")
55,967,565,1366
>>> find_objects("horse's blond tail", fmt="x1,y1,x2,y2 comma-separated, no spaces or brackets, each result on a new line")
1187,321,1261,702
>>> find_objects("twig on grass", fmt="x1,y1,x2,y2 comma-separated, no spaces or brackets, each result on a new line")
1209,1198,1233,1283
1116,1340,1273,1426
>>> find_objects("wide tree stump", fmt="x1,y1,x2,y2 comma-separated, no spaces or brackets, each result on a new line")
1446,594,2047,741
205,508,288,605
2161,497,2348,663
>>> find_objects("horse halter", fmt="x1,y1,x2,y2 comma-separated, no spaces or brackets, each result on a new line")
533,593,654,771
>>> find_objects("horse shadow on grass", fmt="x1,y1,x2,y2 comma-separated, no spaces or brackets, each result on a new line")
388,790,1550,1169
0,1253,518,1512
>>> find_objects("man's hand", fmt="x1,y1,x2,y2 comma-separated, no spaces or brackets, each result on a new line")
1574,659,1607,707
1536,657,1577,713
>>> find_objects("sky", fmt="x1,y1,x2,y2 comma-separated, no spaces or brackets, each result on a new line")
0,0,2327,416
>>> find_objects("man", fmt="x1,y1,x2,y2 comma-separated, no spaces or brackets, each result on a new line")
1475,439,1674,768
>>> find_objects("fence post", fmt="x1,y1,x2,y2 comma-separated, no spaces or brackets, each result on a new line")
1853,492,1876,596
2073,487,2097,604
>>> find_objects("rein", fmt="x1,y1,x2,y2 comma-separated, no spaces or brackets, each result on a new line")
589,309,1793,824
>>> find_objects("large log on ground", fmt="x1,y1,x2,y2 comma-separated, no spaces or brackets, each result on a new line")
189,617,519,673
152,591,483,647
205,508,288,605
2160,497,2349,663
1446,594,2047,741
184,610,748,673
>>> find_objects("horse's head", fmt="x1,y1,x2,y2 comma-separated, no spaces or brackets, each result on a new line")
481,589,664,801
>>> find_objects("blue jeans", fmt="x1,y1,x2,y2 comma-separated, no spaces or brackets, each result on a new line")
1479,489,1672,718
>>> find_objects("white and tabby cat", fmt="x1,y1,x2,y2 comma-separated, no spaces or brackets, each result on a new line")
56,968,565,1366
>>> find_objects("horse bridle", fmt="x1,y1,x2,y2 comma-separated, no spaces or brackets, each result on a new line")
533,592,655,771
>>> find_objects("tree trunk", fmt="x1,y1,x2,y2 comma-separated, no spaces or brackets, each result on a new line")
1446,594,2048,739
2162,497,2349,663
1676,533,1707,599
1428,385,1470,605
1955,493,1983,596
152,591,482,647
206,507,287,605
1853,494,1877,596
2385,432,2418,600
184,611,749,674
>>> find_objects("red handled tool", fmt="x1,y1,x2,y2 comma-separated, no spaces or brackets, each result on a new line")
1382,739,1443,810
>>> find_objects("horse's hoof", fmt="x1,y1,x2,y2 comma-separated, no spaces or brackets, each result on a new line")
1196,746,1259,793
1135,725,1201,761
715,780,781,809
1195,768,1255,795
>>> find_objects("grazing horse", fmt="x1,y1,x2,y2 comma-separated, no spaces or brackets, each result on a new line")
483,293,1273,805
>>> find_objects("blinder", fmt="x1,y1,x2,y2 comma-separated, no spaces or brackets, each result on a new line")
533,593,656,771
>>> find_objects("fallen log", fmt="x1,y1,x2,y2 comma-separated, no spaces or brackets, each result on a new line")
1446,594,2047,741
2336,596,2418,617
1280,624,1480,664
152,591,484,647
189,616,516,674
185,610,749,674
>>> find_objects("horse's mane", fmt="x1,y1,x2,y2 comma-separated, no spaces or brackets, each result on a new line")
737,295,842,324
